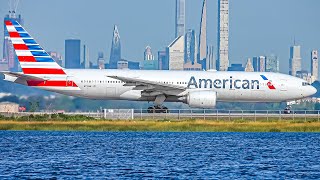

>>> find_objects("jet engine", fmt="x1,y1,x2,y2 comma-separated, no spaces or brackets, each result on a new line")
187,90,217,108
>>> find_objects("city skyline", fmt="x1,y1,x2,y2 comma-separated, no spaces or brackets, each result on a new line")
0,0,319,74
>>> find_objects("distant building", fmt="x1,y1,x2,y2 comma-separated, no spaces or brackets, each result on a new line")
206,45,216,70
109,25,121,69
259,56,266,72
175,0,185,37
265,54,279,72
252,56,266,72
166,36,184,70
128,61,140,70
296,70,313,83
144,46,154,61
199,0,207,69
183,61,202,71
117,60,128,69
217,0,229,71
244,58,254,72
289,45,302,76
3,13,23,72
158,51,167,70
117,59,140,70
65,39,81,68
48,51,63,66
0,102,19,113
228,64,244,71
83,45,90,69
183,29,202,71
97,52,105,69
143,46,158,70
143,60,158,70
252,57,258,72
184,29,197,64
311,50,318,82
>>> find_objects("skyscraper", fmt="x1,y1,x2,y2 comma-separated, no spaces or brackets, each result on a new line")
198,0,207,69
252,57,259,72
184,30,201,71
289,45,302,76
144,46,154,61
206,45,216,70
265,54,279,72
83,45,90,69
217,0,229,71
184,29,197,64
244,58,254,72
109,25,121,69
65,39,81,68
158,51,167,70
143,46,158,70
166,36,184,70
252,56,266,72
259,56,266,72
175,0,185,37
97,52,105,69
48,51,63,67
311,50,318,81
3,13,23,71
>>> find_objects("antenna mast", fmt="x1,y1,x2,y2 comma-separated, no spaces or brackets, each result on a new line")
8,0,20,18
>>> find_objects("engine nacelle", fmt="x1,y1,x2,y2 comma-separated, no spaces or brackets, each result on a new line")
187,90,217,108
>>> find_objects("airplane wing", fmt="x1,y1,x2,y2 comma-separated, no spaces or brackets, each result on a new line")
1,71,48,81
107,75,186,94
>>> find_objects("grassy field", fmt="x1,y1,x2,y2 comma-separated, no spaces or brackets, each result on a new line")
1,119,320,132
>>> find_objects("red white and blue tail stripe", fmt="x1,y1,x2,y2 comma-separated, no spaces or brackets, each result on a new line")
5,20,66,75
4,20,80,90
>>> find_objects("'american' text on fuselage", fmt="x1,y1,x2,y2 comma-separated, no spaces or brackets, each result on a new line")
187,76,260,89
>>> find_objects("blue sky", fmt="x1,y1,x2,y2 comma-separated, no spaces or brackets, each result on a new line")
0,0,319,73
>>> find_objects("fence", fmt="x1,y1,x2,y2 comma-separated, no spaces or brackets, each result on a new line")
1,109,320,121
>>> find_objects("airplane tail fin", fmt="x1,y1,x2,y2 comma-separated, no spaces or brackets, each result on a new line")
4,20,66,75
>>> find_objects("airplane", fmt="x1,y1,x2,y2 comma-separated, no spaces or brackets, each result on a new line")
1,20,317,112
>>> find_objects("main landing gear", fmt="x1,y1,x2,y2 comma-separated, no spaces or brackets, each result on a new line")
147,105,169,113
284,105,292,114
147,94,169,113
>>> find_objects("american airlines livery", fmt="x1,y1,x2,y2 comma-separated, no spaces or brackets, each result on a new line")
2,20,317,112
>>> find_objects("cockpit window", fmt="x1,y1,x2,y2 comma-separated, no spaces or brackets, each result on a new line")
302,82,310,86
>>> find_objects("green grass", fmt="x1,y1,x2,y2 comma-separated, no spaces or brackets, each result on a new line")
1,119,320,132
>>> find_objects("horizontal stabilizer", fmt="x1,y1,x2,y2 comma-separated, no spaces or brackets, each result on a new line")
1,71,48,81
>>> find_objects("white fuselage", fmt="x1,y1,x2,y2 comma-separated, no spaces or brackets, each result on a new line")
22,69,316,103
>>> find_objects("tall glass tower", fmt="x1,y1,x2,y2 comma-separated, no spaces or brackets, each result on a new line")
175,0,185,38
217,0,229,71
199,0,207,69
184,29,197,64
289,45,302,76
109,25,121,69
65,39,81,68
311,50,318,81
